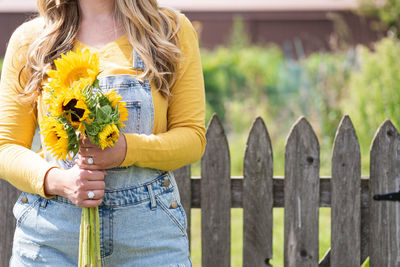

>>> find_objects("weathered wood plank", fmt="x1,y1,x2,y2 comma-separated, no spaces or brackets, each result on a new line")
190,177,369,208
284,117,320,267
173,165,192,245
243,117,273,267
0,180,19,267
201,115,231,267
360,205,370,264
369,120,400,266
331,116,361,266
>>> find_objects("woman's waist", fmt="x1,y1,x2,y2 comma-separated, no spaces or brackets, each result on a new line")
45,152,164,190
104,165,165,190
53,170,177,207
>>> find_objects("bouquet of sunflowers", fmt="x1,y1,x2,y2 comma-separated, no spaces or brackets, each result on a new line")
40,49,127,267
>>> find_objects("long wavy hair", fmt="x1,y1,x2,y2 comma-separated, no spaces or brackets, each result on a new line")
21,0,181,101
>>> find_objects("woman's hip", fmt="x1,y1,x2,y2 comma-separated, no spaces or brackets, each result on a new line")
11,171,190,266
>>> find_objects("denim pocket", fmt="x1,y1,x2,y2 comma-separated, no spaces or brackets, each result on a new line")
124,100,142,133
13,193,41,226
156,189,187,235
99,74,153,136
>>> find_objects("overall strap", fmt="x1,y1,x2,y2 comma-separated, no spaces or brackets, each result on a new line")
132,49,146,71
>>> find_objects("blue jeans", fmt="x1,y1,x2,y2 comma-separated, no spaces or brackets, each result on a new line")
10,54,192,266
10,172,191,266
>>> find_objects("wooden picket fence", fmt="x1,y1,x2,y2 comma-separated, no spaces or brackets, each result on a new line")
1,114,400,266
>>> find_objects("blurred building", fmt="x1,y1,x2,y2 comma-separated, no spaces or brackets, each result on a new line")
0,0,381,56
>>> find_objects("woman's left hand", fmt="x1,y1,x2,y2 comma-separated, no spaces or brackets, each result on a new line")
76,135,127,170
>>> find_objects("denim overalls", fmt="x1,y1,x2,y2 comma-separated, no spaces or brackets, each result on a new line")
9,51,191,267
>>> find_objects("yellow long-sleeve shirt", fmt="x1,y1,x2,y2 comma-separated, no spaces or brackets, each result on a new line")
0,14,206,198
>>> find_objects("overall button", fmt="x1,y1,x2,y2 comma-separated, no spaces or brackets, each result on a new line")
170,201,178,209
21,196,29,204
162,179,170,187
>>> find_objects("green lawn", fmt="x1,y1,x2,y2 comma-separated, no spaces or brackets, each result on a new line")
190,208,331,267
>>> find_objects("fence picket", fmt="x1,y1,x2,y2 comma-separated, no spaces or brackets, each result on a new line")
0,180,19,267
331,116,361,266
243,117,273,267
284,117,320,267
370,120,400,266
173,165,192,244
360,184,370,264
201,115,231,267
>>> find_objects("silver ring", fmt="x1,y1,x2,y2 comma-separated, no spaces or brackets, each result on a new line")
87,157,94,165
88,191,95,199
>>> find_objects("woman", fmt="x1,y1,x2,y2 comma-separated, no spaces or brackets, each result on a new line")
0,0,205,266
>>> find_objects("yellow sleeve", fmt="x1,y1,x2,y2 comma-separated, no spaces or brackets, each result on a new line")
121,15,206,170
0,20,57,198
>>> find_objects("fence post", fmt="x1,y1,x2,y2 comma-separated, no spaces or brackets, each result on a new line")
370,120,400,266
331,116,361,266
173,165,192,245
284,117,320,267
0,180,19,266
201,115,231,267
243,117,273,267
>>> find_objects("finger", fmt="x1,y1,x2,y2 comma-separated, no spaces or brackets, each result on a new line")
77,163,104,171
80,169,106,180
78,156,97,166
75,189,104,204
85,180,106,191
84,189,104,200
80,136,97,147
78,147,96,156
77,199,103,208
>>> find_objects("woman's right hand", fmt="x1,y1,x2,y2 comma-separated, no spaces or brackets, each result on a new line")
44,165,106,208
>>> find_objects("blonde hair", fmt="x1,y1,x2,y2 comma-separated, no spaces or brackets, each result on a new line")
21,0,181,100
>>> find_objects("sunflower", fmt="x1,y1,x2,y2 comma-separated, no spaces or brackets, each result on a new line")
48,82,91,132
46,49,100,91
104,89,122,107
104,89,128,128
40,117,70,160
98,124,119,150
117,101,128,128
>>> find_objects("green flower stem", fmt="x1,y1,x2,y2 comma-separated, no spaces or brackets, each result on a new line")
95,206,101,266
79,210,84,266
79,207,101,267
90,208,96,265
83,207,89,266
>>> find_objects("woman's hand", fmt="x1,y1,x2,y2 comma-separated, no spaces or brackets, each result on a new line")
76,134,127,170
44,165,106,208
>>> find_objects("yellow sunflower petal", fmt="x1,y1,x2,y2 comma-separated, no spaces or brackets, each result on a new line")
118,102,128,128
46,49,100,89
98,124,119,150
105,89,123,108
39,117,70,160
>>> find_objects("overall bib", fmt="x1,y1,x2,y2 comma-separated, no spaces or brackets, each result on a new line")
10,51,191,267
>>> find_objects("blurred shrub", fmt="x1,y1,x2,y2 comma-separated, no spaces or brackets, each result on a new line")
344,37,400,172
201,45,283,125
202,41,357,175
304,50,357,138
358,0,400,38
201,45,284,174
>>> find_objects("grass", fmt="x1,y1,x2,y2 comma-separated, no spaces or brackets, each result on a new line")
190,207,331,267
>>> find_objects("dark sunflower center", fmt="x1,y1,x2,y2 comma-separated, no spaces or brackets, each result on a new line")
63,99,85,122
107,132,116,140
